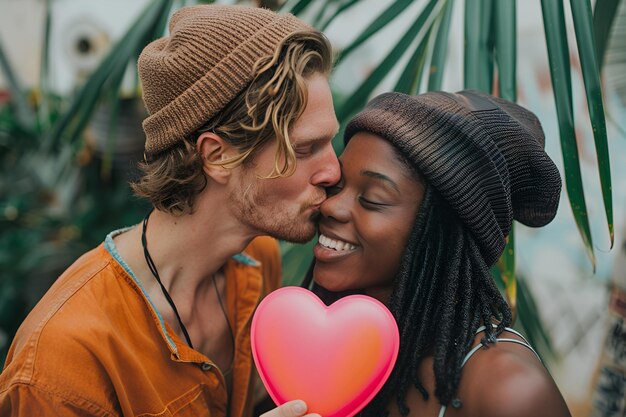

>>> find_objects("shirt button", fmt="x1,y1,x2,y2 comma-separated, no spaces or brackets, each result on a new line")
201,362,212,371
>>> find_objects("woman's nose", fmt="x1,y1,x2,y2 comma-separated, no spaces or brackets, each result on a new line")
320,189,351,223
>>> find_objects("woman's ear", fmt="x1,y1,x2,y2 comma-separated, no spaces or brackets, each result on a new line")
196,132,235,185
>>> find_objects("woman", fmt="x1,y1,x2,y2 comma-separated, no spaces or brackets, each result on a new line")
305,90,571,417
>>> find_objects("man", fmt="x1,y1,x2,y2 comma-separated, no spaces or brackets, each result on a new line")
0,5,339,417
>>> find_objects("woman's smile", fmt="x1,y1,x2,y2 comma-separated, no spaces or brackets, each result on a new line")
313,232,359,262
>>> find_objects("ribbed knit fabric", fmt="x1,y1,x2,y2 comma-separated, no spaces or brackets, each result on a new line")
138,5,312,155
345,91,562,266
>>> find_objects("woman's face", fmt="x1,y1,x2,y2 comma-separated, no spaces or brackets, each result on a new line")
313,132,425,303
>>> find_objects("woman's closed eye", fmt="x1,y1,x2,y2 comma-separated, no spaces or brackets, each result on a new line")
358,195,391,210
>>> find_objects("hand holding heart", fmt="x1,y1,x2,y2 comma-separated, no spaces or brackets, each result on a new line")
251,287,399,417
260,400,321,417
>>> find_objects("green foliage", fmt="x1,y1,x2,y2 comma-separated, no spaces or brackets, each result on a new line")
0,0,618,365
571,0,613,248
542,0,596,270
593,0,621,68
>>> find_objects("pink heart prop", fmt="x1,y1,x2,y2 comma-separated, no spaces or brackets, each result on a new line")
251,287,399,417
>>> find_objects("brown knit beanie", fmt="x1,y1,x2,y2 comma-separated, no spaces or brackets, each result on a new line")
138,5,312,156
345,90,562,266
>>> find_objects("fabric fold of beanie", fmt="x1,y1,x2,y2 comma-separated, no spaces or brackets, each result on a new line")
138,5,312,156
345,91,562,267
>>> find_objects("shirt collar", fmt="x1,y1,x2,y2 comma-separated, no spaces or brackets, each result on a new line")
103,226,261,362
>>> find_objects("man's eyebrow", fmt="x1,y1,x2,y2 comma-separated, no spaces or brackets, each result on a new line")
360,170,400,192
295,136,329,145
294,126,340,146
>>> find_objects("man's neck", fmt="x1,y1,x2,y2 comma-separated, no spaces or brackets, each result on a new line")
113,193,256,318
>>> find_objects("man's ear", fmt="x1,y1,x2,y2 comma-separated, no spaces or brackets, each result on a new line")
196,132,235,185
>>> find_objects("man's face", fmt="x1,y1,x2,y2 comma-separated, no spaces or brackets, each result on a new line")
230,72,340,243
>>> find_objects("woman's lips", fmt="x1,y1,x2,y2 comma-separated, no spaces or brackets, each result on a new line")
313,233,359,262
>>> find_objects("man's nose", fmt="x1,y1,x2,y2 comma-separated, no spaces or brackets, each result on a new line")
310,144,340,187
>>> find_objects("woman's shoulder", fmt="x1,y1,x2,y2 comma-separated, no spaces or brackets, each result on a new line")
457,329,571,417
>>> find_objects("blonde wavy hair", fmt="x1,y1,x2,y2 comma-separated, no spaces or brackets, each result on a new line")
131,30,333,215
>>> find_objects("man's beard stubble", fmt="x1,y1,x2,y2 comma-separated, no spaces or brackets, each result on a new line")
229,181,322,244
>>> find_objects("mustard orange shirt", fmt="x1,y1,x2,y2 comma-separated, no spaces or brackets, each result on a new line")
0,229,281,417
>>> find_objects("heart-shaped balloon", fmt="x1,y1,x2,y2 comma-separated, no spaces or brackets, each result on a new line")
251,286,399,417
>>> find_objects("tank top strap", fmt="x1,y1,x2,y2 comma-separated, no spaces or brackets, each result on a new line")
438,325,540,417
485,324,541,362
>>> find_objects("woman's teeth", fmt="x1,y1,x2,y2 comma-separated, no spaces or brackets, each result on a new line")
318,234,357,251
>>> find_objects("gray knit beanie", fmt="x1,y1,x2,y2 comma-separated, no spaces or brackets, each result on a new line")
138,5,312,156
345,90,562,266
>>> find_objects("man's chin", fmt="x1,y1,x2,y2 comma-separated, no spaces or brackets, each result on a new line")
271,223,316,244
281,230,316,244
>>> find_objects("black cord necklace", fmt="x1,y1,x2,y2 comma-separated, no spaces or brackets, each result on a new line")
141,210,236,375
142,211,194,348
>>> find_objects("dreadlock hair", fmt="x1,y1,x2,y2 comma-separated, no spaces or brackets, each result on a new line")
366,183,512,416
304,182,513,417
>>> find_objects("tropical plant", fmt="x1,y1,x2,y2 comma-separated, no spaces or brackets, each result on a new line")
0,0,620,364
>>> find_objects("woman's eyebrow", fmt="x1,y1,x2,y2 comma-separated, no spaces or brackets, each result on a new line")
360,170,400,192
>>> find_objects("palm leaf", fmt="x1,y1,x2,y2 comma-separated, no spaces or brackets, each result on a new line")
336,0,440,122
570,0,614,248
541,0,596,269
593,0,621,69
428,0,455,91
99,69,126,180
491,266,554,360
516,275,556,360
494,0,517,313
46,0,173,152
464,0,495,91
312,1,329,28
497,228,517,319
494,0,516,100
393,25,434,95
335,0,415,65
281,0,315,15
37,0,52,132
320,0,361,31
